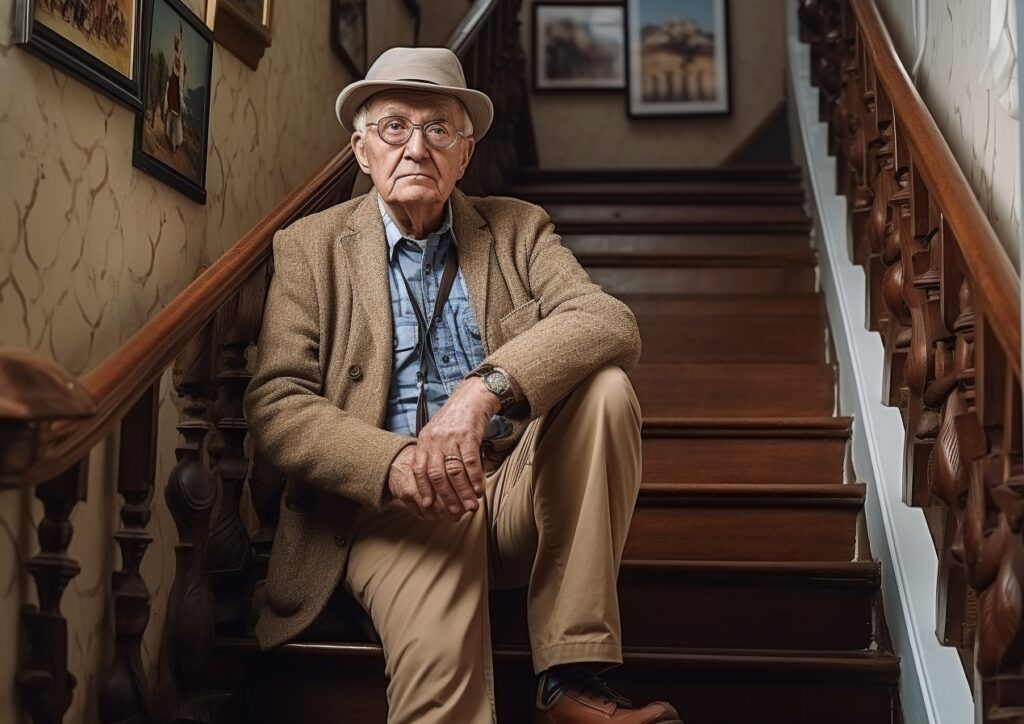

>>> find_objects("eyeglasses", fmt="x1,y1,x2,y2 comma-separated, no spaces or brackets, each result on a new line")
366,116,465,150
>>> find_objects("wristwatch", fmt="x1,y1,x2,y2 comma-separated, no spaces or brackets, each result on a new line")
470,364,516,413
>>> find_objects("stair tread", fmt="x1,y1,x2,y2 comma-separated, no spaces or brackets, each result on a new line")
549,203,811,223
515,165,803,183
643,415,852,436
620,292,825,316
221,637,896,676
620,559,879,581
576,248,816,267
638,482,865,503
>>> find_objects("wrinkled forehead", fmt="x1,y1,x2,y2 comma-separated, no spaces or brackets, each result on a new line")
366,89,466,121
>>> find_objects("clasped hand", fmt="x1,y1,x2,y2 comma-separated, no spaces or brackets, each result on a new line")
387,376,500,521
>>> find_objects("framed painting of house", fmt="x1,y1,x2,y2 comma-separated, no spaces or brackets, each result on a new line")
533,3,626,91
133,0,214,203
14,0,146,109
625,0,731,117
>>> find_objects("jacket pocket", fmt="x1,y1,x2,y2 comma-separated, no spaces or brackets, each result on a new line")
499,299,541,341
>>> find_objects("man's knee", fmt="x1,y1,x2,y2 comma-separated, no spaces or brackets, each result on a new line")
572,364,640,421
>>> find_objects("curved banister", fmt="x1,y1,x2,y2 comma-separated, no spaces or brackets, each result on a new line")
849,0,1021,371
2,0,510,488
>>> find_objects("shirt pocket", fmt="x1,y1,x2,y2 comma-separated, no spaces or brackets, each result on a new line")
499,299,541,341
393,322,419,354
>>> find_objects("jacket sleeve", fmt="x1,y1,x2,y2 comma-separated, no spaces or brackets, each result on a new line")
243,228,412,510
483,203,642,419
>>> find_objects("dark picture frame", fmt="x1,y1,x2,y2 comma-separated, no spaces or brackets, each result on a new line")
533,3,626,91
210,0,274,70
625,0,731,117
14,0,146,109
331,0,367,78
133,0,214,203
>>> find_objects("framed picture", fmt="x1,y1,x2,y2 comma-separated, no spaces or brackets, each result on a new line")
533,3,625,91
14,0,145,109
331,0,367,78
626,0,731,117
208,0,273,69
134,0,214,204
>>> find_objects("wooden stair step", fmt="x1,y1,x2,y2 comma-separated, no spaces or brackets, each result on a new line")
563,233,812,255
491,560,879,652
226,640,898,724
574,247,816,268
547,203,811,234
642,417,850,485
621,292,826,318
511,181,804,205
634,311,827,364
626,483,864,562
515,165,803,184
630,363,835,417
587,265,816,295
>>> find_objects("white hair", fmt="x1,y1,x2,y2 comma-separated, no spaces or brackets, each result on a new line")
352,96,474,138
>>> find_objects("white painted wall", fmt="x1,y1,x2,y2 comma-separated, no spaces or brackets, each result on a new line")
786,3,975,722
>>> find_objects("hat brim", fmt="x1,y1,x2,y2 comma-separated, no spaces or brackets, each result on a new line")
336,80,494,141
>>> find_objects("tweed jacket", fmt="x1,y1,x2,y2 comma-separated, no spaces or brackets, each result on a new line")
244,187,641,650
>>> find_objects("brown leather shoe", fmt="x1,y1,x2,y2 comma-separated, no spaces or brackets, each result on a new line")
533,670,683,723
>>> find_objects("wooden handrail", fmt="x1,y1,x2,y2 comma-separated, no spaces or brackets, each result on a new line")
447,0,499,53
849,0,1021,370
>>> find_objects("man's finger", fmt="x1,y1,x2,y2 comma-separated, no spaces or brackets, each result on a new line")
458,438,486,497
444,455,478,511
410,447,436,511
427,452,464,519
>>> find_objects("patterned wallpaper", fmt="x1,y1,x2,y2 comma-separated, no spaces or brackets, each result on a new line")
875,0,1021,265
0,1,413,721
522,0,787,168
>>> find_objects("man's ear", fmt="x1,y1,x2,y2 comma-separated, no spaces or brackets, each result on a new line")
458,138,476,179
352,133,372,174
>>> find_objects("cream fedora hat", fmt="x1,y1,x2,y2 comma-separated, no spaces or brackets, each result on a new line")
335,47,494,140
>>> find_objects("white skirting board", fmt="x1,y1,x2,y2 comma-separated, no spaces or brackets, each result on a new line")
786,4,975,723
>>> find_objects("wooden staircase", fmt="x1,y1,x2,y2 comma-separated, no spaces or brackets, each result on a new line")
221,166,902,724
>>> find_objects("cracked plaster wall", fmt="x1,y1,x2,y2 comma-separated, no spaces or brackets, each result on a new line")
0,1,413,721
875,0,1021,266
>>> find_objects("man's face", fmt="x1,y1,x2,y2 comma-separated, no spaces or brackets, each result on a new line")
352,90,475,210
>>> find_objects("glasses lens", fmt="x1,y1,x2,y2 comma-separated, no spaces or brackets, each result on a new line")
377,117,412,144
423,121,457,149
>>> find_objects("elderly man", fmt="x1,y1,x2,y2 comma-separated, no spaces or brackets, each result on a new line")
244,47,682,724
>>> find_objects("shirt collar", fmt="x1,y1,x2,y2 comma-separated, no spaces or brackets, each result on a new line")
377,195,455,259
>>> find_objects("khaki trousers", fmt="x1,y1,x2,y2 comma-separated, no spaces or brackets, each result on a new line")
343,365,643,724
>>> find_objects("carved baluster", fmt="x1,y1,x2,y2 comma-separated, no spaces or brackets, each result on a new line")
99,383,160,723
161,325,219,723
18,460,88,724
205,288,261,632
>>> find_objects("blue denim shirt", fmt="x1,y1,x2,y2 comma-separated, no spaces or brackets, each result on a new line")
379,197,508,439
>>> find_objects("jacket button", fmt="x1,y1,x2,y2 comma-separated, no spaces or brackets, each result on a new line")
347,364,362,380
334,534,347,547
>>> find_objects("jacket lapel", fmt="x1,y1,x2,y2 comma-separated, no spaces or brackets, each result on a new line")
341,189,393,362
451,188,494,353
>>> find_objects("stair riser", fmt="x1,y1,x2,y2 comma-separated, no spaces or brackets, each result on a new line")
637,316,827,363
240,654,896,724
491,580,874,651
642,437,848,485
587,267,816,294
626,506,859,562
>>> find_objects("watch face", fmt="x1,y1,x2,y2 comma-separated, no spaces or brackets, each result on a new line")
484,371,509,395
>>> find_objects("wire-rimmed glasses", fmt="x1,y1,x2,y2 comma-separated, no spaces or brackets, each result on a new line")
367,116,465,150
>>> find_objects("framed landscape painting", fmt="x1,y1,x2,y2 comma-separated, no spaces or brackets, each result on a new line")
626,0,731,117
134,0,214,203
533,3,625,90
14,0,145,108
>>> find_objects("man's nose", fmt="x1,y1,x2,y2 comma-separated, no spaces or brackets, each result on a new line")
403,127,430,159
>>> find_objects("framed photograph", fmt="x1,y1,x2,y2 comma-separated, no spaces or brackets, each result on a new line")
331,0,367,78
208,0,273,69
134,0,214,204
534,3,625,91
626,0,731,117
14,0,145,109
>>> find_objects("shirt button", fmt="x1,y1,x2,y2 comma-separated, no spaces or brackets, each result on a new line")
425,265,432,274
442,355,451,364
334,534,347,547
347,364,363,380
